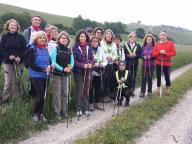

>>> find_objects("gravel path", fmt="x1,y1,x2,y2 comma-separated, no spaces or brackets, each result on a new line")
20,63,192,144
136,89,192,144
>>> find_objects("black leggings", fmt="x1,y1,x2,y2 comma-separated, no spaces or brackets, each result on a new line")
31,78,47,116
156,65,171,87
141,67,154,93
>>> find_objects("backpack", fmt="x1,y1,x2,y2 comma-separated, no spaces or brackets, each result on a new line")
24,45,37,69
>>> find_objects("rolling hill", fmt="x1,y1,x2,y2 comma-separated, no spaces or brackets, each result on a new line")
0,3,192,45
0,3,73,27
127,23,192,45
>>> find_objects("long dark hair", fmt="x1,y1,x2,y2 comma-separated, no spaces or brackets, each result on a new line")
142,34,156,47
74,29,90,45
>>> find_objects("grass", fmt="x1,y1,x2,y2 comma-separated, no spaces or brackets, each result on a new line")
76,68,192,144
0,3,73,27
0,44,191,143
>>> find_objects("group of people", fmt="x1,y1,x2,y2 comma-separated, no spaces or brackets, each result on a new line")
0,15,176,122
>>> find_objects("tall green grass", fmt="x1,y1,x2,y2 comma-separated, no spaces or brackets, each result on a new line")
0,44,191,142
76,68,192,144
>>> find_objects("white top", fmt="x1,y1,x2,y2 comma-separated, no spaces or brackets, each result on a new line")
48,40,57,56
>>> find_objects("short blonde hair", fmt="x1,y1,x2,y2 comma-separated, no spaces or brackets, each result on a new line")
4,19,21,32
57,31,71,47
32,31,48,44
128,32,137,39
103,29,115,42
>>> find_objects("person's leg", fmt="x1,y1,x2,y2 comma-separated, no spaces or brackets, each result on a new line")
163,66,171,95
31,78,46,118
123,88,131,106
140,67,147,97
52,75,62,116
156,65,161,93
148,67,154,96
2,64,14,101
74,73,83,113
61,76,68,115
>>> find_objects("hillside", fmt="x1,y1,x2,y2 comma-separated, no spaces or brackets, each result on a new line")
127,23,192,45
0,3,73,27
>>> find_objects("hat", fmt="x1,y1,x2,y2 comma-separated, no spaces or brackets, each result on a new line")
118,60,126,66
86,27,93,33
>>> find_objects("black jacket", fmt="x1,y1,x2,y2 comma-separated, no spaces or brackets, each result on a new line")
0,32,27,64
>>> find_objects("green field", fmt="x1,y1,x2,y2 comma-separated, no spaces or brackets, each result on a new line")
0,3,73,27
0,44,191,143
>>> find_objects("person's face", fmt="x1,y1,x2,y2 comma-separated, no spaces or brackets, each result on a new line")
31,17,41,27
129,35,136,43
160,32,167,41
59,35,69,46
87,31,94,37
106,32,112,41
119,63,126,71
115,38,121,45
146,36,153,44
37,34,46,45
79,33,87,43
95,30,103,39
45,27,51,35
91,38,99,48
8,21,17,32
51,29,58,39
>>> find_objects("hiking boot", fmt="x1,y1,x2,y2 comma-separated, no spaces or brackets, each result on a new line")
85,111,90,116
125,98,130,107
139,93,145,98
55,114,61,120
166,87,170,96
90,104,94,111
39,114,47,122
148,92,153,97
32,114,39,122
76,111,82,116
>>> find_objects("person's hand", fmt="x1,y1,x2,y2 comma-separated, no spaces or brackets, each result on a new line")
160,50,166,55
9,55,15,60
15,57,21,64
99,63,104,67
132,53,136,57
121,77,125,82
117,80,121,84
50,64,55,70
94,63,99,67
88,64,92,69
84,64,88,69
147,55,151,59
45,66,51,73
143,56,147,60
64,67,71,73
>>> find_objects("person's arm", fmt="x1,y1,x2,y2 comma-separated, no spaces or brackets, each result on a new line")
51,47,63,72
70,52,74,68
165,42,176,57
112,43,118,61
101,48,108,67
29,48,44,72
23,28,29,45
0,35,11,60
135,44,142,59
73,46,84,68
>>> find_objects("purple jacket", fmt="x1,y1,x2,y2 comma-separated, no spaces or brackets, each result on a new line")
141,44,155,68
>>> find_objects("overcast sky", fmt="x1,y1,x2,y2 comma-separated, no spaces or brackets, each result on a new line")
0,0,192,30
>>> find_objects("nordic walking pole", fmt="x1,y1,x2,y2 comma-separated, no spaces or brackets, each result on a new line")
160,56,164,97
112,84,120,117
44,66,50,100
66,72,69,128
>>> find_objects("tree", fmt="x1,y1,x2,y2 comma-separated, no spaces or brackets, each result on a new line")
136,28,145,38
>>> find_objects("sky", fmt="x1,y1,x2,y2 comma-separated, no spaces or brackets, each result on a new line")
0,0,192,30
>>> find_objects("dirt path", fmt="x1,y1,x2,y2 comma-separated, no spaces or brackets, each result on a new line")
136,89,192,144
20,63,192,144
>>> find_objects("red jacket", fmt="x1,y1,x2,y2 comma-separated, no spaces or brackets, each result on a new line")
152,41,176,66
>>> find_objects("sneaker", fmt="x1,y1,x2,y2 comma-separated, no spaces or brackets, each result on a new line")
32,114,39,122
76,111,82,116
148,92,153,97
139,93,144,98
55,114,61,120
85,111,90,116
39,114,47,122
